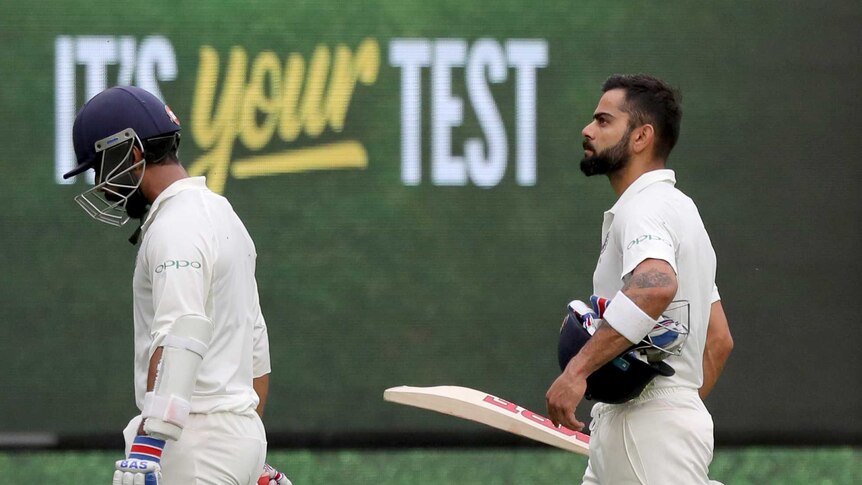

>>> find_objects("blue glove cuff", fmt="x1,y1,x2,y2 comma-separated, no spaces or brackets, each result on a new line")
128,435,166,463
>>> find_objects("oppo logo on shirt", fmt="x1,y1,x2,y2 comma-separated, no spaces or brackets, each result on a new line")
626,234,672,250
155,260,202,273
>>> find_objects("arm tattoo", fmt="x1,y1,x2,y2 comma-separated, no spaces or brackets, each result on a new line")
621,268,677,317
623,270,675,291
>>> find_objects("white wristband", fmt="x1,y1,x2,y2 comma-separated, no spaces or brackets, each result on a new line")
602,290,656,344
142,391,191,429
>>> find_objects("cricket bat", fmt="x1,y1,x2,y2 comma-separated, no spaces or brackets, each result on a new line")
383,385,590,456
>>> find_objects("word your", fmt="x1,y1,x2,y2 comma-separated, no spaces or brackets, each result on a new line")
189,39,380,193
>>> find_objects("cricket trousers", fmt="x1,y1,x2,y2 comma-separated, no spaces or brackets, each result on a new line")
124,411,267,485
581,386,722,485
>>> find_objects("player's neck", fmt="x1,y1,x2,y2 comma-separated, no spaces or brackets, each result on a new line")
608,157,666,196
140,163,190,202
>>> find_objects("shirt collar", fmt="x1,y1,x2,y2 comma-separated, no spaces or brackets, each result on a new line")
141,176,209,232
607,169,676,215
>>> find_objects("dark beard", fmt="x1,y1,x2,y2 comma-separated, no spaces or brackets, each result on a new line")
104,183,150,220
124,189,151,220
580,128,633,176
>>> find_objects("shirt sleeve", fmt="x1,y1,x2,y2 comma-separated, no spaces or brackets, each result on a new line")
145,216,215,354
252,311,272,378
617,204,678,279
711,284,721,303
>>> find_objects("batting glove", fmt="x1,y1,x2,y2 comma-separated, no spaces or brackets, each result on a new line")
567,299,601,335
258,463,293,485
589,295,611,317
113,435,164,485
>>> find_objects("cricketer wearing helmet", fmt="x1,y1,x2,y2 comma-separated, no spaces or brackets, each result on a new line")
546,75,734,485
64,86,290,485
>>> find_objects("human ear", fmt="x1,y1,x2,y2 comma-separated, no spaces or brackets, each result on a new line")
632,124,655,154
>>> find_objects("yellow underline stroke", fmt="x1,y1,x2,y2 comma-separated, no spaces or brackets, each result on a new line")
231,140,368,179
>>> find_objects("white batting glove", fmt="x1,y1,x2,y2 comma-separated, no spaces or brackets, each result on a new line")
112,435,165,485
258,463,293,485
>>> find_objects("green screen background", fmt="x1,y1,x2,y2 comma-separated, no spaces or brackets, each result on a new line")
0,1,859,445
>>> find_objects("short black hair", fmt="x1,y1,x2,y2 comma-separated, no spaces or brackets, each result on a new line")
143,132,181,165
602,74,682,161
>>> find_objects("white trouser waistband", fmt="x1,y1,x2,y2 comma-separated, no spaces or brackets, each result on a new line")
592,386,698,419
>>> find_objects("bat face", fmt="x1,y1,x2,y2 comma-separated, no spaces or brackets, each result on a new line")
384,385,590,456
481,393,588,440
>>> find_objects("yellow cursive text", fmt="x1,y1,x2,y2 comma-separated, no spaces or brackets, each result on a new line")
189,39,380,193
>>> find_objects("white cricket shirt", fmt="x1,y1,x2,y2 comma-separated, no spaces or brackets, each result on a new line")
593,169,719,390
132,177,271,415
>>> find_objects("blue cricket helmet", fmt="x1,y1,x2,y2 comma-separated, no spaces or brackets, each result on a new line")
65,86,181,179
558,311,675,404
